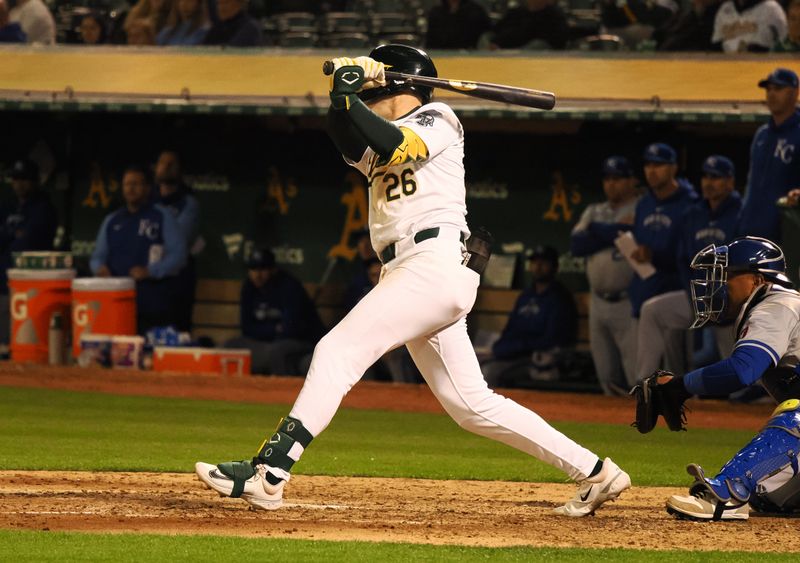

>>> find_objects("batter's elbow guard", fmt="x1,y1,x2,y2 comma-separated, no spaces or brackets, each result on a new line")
465,226,493,275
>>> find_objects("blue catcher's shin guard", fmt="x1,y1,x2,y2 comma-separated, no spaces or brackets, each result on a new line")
688,399,800,510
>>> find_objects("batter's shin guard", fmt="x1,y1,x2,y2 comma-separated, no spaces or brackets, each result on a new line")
253,416,314,484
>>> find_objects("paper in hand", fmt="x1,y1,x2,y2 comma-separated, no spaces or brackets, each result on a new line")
614,231,656,280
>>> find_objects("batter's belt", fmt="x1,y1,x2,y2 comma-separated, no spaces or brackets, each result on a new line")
379,227,466,264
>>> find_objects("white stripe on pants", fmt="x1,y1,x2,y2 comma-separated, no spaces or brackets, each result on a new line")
290,236,600,481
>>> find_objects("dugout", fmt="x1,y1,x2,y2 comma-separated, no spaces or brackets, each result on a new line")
1,47,798,387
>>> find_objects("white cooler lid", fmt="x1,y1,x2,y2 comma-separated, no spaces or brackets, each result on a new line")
7,268,76,280
72,277,135,291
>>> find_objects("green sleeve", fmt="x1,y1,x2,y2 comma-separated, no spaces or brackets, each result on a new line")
329,94,406,161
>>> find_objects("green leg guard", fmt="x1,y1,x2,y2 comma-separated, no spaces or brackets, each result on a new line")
253,416,314,474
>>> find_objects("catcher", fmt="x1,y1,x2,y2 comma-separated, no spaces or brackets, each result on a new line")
631,236,800,521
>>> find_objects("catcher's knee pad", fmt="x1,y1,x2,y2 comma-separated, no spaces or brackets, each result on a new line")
761,366,800,403
692,399,800,507
254,416,314,474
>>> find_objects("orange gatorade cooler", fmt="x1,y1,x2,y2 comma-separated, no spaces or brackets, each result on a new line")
152,347,252,376
71,278,137,358
8,268,75,363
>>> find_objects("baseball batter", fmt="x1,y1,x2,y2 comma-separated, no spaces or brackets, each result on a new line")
195,44,630,517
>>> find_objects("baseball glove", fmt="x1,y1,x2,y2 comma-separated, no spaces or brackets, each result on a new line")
630,370,692,433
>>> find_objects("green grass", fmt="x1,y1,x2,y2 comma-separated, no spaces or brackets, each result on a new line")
0,530,783,562
0,386,754,486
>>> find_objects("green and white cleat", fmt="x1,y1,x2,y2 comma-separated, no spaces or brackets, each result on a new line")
195,460,286,511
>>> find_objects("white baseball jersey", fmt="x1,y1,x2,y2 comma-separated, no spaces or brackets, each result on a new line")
712,0,787,52
734,284,800,368
347,102,469,253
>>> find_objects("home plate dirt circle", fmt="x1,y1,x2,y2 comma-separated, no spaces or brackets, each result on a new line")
0,470,797,552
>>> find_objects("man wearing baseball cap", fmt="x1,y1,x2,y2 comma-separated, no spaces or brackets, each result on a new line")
738,68,800,243
636,154,741,383
0,158,58,347
570,156,641,395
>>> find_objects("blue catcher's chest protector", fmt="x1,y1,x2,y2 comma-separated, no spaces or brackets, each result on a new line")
692,399,800,512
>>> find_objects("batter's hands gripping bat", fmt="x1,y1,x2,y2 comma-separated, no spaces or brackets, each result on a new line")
322,60,556,111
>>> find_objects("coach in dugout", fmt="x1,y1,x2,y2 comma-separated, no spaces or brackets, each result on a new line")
570,156,641,396
636,155,741,382
629,143,698,376
90,164,186,334
737,68,800,243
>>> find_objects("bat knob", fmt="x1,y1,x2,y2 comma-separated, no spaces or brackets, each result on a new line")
322,61,334,76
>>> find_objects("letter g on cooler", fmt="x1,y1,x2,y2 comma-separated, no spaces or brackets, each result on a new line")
11,292,28,321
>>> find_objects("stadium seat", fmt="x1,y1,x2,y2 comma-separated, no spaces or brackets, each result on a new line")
580,34,624,51
370,13,415,36
274,11,317,33
324,32,371,48
278,31,318,47
320,12,364,35
376,33,422,47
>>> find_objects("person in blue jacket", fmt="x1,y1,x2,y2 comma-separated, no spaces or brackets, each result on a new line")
629,143,699,320
738,68,800,243
481,245,577,387
154,150,200,332
0,158,57,345
90,164,187,335
225,247,325,375
636,155,741,381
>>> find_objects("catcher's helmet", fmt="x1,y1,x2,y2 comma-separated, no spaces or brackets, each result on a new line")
357,44,437,105
689,236,792,328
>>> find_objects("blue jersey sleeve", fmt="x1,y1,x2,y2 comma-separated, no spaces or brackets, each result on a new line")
683,345,774,396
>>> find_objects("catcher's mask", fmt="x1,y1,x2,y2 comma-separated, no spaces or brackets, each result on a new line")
689,236,791,329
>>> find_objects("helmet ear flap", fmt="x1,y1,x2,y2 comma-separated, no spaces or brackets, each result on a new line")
358,44,437,105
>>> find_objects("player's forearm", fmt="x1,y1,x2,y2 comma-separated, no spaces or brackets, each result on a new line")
331,96,404,160
683,346,773,396
326,107,369,162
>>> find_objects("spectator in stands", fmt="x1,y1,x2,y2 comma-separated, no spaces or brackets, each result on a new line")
154,150,201,331
157,0,209,45
481,245,577,388
91,164,187,334
78,11,108,45
657,0,724,50
712,0,787,52
0,158,58,345
600,0,679,48
738,68,800,242
126,19,156,45
225,247,325,375
203,0,262,47
773,0,800,51
125,0,173,40
489,0,569,50
0,0,25,42
425,0,492,50
636,155,741,382
9,0,55,44
570,156,641,396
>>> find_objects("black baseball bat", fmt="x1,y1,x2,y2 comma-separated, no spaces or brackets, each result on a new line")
322,61,555,111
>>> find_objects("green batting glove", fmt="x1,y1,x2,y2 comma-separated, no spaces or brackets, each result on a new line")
330,64,365,110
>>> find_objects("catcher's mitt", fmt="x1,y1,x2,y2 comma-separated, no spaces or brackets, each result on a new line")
630,370,692,433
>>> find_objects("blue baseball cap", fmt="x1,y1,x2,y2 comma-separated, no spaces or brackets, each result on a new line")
602,156,634,177
702,155,735,178
643,143,677,164
758,68,799,89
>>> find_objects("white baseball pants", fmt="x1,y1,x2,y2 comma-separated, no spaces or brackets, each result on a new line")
290,233,600,481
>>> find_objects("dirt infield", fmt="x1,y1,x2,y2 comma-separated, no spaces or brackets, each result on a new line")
1,363,791,552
